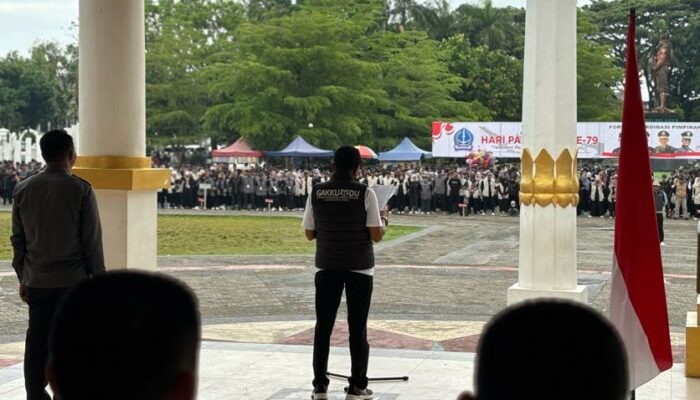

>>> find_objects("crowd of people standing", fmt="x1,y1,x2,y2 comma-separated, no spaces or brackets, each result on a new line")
159,159,700,222
0,161,42,205
577,165,700,219
157,162,523,217
2,156,699,222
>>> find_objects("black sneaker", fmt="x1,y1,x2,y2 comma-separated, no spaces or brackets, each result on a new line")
311,385,328,400
345,385,376,400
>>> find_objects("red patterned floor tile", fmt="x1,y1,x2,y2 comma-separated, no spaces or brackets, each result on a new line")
440,334,481,353
0,359,20,368
278,321,434,350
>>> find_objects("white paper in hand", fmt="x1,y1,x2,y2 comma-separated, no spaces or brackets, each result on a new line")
372,185,397,210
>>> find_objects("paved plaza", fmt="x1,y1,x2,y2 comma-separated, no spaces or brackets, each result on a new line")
1,210,699,398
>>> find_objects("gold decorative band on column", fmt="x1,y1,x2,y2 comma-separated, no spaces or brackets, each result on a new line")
74,156,152,169
72,155,170,191
519,148,579,207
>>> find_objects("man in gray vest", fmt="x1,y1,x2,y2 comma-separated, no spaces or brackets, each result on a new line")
302,146,387,400
11,129,105,399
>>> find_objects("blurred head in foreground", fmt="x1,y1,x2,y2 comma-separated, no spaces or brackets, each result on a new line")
49,271,201,400
459,299,628,400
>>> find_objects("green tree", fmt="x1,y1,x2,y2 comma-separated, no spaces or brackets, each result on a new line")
681,12,700,120
242,0,296,22
202,0,487,150
30,41,79,127
363,31,491,149
411,0,460,41
0,51,59,131
201,1,384,150
0,53,25,130
385,0,418,32
577,11,623,121
454,0,525,58
585,0,700,117
445,36,522,121
145,0,245,146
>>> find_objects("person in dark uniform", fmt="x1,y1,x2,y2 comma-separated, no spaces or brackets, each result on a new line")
654,130,676,154
679,131,694,152
11,129,105,400
242,170,255,209
447,171,462,214
255,172,267,210
229,170,243,210
653,181,667,245
302,146,387,400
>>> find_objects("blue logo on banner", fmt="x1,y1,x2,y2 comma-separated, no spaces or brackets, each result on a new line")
454,128,474,151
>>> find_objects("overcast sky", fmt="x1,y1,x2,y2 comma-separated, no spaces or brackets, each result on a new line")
0,0,593,56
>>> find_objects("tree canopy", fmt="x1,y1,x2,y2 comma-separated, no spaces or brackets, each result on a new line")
7,0,698,151
0,42,76,132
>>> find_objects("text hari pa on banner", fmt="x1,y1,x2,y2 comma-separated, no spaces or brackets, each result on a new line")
431,121,700,159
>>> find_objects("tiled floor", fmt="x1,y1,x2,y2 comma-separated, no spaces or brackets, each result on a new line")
1,341,699,399
2,212,699,398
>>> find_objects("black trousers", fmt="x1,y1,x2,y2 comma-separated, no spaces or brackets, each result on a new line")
433,194,446,211
421,197,431,212
409,193,419,211
396,193,406,212
25,287,68,400
243,193,254,209
657,213,664,242
449,193,459,213
313,270,373,389
484,195,497,212
498,198,509,213
591,199,607,217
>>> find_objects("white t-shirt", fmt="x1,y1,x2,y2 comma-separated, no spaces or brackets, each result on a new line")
302,187,384,276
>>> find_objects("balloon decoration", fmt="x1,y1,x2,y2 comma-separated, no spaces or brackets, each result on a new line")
466,151,497,169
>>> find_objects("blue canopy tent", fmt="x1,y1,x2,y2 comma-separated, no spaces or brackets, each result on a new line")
265,135,333,158
378,137,433,161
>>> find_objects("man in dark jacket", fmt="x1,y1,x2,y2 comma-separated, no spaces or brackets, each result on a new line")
11,129,105,399
302,146,387,400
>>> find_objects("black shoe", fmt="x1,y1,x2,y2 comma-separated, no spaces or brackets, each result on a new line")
311,385,328,400
345,385,376,400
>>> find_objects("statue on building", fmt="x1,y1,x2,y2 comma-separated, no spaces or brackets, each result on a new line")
650,34,671,111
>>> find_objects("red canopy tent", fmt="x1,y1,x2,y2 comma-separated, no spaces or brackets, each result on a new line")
212,138,263,163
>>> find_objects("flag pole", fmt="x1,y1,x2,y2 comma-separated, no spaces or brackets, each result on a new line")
630,10,636,400
629,17,636,400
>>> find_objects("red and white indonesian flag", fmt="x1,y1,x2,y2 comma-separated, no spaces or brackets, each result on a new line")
610,9,673,389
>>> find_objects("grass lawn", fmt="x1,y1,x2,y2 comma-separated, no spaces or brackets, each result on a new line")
0,213,421,258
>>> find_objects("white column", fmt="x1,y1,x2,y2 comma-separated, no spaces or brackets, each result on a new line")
0,128,8,161
12,134,21,164
80,0,145,157
507,0,587,304
79,0,158,270
24,136,32,162
34,134,42,164
66,123,79,155
3,135,11,162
